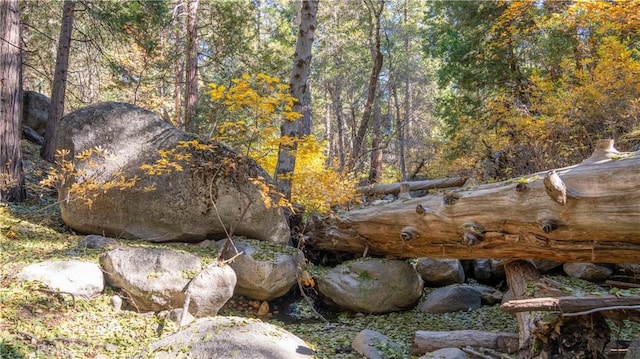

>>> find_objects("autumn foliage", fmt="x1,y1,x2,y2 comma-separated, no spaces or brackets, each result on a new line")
208,73,357,213
431,1,640,181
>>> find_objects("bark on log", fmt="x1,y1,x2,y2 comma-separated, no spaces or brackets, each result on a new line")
356,177,467,196
410,330,519,355
501,295,640,315
308,140,640,264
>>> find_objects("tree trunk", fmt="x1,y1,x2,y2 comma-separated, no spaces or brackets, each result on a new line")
349,0,384,171
184,0,199,133
328,78,346,170
307,140,640,264
368,96,383,183
274,0,318,200
0,0,25,202
40,0,75,163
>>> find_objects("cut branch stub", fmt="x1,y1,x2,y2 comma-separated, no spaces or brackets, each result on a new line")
543,170,567,205
398,182,411,200
415,204,433,215
401,226,419,241
443,192,461,206
461,222,485,245
585,139,619,163
539,219,560,234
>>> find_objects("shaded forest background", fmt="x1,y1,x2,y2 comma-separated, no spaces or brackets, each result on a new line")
13,0,640,209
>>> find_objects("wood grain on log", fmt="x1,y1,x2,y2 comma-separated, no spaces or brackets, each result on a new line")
308,141,640,263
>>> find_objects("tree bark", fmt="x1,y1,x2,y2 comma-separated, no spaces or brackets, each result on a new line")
503,260,540,356
0,0,25,202
40,0,74,163
411,330,519,355
274,0,318,200
184,0,199,133
308,140,640,264
349,0,384,171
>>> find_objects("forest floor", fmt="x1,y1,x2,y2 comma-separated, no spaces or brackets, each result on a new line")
0,141,638,358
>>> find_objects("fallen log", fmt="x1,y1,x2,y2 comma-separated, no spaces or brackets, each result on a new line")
501,294,640,315
356,177,467,196
308,140,640,263
410,330,519,355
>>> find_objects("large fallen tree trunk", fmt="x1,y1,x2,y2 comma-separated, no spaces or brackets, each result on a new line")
307,140,640,263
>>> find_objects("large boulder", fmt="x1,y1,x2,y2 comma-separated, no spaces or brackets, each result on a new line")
55,102,289,243
316,258,424,314
134,317,315,359
220,238,303,301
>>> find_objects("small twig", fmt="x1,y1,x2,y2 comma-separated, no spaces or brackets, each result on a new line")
562,305,640,317
220,250,243,265
481,347,515,359
461,346,496,359
36,288,76,308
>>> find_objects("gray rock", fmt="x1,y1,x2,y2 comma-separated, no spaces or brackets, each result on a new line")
419,347,469,359
420,285,481,313
100,247,202,311
23,91,49,136
415,258,465,286
17,260,104,298
563,263,613,282
56,102,289,244
78,234,119,249
185,261,236,317
351,329,402,359
468,284,503,305
316,258,424,313
472,259,505,284
221,238,303,301
134,316,315,359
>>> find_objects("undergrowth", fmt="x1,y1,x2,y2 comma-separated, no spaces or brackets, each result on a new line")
2,141,639,358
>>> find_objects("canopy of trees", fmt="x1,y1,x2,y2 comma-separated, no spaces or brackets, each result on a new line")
2,0,639,210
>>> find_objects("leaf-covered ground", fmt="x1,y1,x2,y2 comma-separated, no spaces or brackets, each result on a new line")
1,141,638,358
